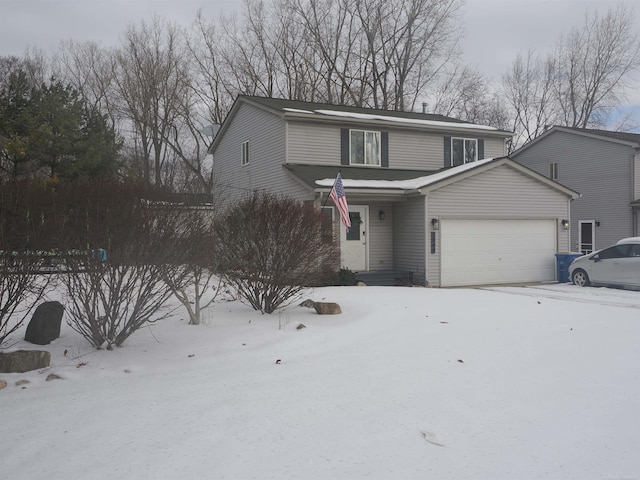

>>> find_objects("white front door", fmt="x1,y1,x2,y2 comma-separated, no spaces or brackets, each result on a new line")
340,205,368,271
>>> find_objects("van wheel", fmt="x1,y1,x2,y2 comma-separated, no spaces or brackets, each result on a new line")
572,269,591,287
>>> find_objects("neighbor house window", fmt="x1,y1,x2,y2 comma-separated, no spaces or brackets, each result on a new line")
241,141,250,166
451,138,477,166
549,162,559,180
350,130,381,166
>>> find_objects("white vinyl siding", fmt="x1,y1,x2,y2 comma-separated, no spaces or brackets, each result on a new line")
368,202,394,269
393,197,426,284
212,102,309,205
286,121,509,169
427,164,570,287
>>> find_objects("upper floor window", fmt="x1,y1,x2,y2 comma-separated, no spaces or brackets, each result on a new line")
549,162,559,180
451,138,477,166
350,130,380,166
241,141,250,166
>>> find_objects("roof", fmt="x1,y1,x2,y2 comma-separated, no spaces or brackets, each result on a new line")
283,164,441,190
210,95,513,154
287,157,580,199
512,125,640,156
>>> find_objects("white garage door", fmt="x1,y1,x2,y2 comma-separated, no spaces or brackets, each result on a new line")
441,219,557,287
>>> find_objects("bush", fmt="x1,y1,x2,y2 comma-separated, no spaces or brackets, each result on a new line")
334,267,357,286
215,191,338,313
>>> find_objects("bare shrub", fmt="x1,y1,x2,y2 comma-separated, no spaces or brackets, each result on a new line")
214,191,338,314
0,180,53,347
58,181,199,349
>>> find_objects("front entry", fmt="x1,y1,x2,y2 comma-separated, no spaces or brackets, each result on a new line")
579,220,595,254
340,205,368,271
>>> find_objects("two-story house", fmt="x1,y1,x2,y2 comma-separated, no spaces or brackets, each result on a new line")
512,126,640,254
210,96,578,287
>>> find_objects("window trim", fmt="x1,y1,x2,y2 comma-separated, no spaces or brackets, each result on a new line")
451,137,477,166
241,140,250,166
349,129,381,166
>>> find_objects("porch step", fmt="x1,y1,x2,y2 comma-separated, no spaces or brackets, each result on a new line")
355,270,413,286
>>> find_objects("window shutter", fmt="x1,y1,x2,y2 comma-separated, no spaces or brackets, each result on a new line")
341,128,350,165
381,131,389,168
444,136,451,167
478,139,484,160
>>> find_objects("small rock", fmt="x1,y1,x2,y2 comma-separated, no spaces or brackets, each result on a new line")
313,302,342,315
0,380,7,390
46,373,61,381
15,379,30,386
275,359,282,364
457,359,464,364
356,281,367,286
296,323,307,330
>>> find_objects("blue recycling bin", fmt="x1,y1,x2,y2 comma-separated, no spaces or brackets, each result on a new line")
555,253,584,283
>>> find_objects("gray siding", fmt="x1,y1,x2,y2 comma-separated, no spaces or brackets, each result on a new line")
367,202,394,269
426,165,570,286
212,103,310,207
393,197,426,283
287,120,509,170
514,131,635,249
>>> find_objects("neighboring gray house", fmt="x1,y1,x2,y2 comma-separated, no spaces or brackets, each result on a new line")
512,126,640,254
210,96,578,287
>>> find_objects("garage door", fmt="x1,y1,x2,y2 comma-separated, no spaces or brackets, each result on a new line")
440,219,557,287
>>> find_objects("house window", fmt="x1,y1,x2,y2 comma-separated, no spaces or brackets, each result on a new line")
549,162,559,180
241,141,250,166
350,130,380,166
451,138,477,166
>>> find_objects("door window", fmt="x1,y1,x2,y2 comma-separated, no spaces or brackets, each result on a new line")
579,221,595,254
347,212,361,241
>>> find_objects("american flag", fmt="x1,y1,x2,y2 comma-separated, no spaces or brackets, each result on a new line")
329,172,351,230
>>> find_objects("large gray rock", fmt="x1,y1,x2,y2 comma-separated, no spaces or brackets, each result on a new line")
313,302,342,315
24,301,64,345
0,350,51,373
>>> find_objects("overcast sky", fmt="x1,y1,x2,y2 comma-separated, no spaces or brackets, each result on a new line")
1,0,639,114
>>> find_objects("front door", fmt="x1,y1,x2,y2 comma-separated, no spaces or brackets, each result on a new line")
579,220,596,254
340,205,368,271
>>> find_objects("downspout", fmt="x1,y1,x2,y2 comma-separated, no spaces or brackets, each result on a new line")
424,194,429,286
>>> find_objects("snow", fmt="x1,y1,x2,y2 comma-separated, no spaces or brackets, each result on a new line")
2,283,639,480
315,157,497,189
312,109,501,131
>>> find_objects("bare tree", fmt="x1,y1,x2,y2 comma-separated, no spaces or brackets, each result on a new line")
553,4,640,128
502,50,559,149
113,16,190,187
54,40,119,129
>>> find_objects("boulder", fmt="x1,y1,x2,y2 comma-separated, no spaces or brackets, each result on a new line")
313,302,342,315
0,350,51,373
0,380,7,390
24,301,64,345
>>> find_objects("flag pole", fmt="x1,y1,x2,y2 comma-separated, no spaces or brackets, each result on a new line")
321,170,341,208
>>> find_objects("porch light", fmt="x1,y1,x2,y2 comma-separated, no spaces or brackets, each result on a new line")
561,219,570,230
378,210,386,221
431,218,440,230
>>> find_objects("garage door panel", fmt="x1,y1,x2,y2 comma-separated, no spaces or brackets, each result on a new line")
441,219,556,286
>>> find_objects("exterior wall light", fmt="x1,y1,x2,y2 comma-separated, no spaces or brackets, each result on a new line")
378,210,385,221
561,219,570,230
431,218,440,230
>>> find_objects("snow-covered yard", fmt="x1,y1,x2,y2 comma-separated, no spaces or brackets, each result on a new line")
2,283,639,480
